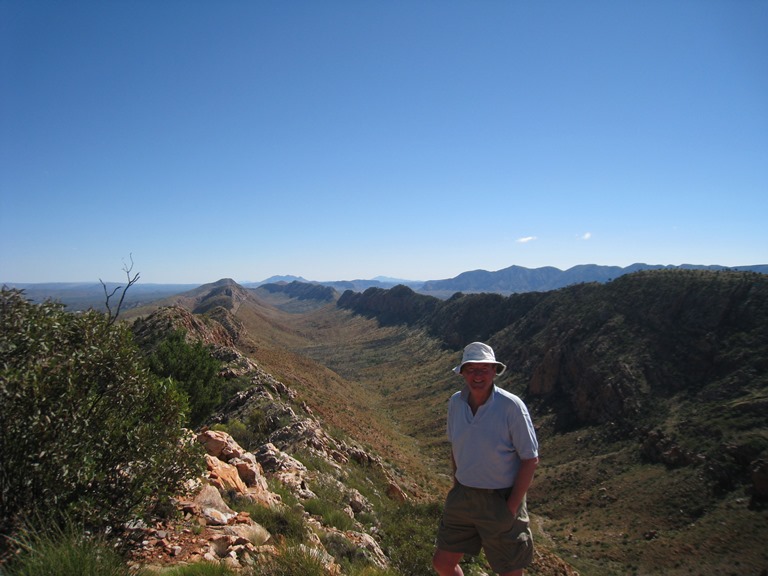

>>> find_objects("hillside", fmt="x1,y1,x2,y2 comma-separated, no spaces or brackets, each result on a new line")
116,301,577,575
331,269,768,574
85,270,768,574
126,279,444,496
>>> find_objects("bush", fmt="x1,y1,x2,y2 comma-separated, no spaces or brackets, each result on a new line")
304,499,356,532
227,494,306,545
0,289,203,540
303,475,357,531
211,407,271,451
344,567,400,576
379,500,444,576
256,545,329,576
146,330,223,427
0,522,137,576
149,563,236,576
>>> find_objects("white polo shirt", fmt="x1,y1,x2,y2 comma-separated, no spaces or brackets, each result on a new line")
447,385,539,489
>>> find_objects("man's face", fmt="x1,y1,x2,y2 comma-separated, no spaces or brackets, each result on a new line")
461,362,496,394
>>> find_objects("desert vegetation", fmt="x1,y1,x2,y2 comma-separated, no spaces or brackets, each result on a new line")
0,288,202,538
2,269,767,575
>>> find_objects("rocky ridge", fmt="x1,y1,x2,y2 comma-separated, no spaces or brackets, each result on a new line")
126,306,402,572
125,304,578,574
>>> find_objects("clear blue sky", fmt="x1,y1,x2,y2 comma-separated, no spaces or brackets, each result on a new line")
2,1,766,284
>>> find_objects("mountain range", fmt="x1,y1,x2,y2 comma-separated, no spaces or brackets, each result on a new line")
6,262,767,311
253,263,768,296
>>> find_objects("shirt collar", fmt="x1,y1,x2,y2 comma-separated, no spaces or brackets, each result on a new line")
460,384,497,406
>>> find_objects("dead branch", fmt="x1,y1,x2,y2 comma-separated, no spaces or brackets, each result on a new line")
101,254,140,326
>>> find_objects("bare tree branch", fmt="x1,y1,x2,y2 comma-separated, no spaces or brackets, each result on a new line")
100,254,140,326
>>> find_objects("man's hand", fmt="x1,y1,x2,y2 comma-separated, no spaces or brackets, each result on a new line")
506,457,539,515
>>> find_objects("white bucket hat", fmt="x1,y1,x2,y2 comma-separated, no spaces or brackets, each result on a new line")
453,342,506,376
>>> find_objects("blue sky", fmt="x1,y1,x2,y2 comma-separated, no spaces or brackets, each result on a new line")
2,1,766,284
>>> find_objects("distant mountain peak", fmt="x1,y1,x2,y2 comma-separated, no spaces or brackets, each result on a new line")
418,263,768,296
256,275,310,285
372,275,421,283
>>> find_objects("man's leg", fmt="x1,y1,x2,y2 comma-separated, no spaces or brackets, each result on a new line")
432,549,464,575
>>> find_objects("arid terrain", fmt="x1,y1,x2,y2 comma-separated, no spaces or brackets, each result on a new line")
121,269,768,575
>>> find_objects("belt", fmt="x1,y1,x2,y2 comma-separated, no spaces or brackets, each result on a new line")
457,482,512,496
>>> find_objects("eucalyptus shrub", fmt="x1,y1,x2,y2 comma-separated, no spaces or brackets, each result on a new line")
146,329,223,427
0,288,203,538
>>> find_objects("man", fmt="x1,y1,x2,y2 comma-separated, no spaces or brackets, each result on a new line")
433,342,539,576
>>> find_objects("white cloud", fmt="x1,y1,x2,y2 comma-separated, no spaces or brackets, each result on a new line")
581,232,592,240
516,236,537,244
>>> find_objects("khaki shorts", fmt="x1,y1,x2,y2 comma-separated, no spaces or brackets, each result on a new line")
436,483,533,573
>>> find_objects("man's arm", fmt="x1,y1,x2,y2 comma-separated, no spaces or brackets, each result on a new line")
506,456,539,515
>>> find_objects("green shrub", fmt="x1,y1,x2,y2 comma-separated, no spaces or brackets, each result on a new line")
0,522,136,576
302,475,358,531
149,563,236,576
0,289,203,539
227,495,306,545
146,330,223,427
255,545,329,576
295,449,340,476
379,500,444,576
211,407,271,451
304,498,356,532
345,568,400,576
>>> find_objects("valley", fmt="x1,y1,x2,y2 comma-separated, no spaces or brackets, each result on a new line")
105,270,768,574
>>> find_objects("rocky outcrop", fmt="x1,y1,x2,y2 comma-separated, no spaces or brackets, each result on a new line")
132,305,243,350
207,368,409,509
640,429,700,468
259,281,338,303
197,430,281,508
123,462,279,572
183,340,408,574
191,279,255,315
195,484,239,526
253,442,315,499
494,271,768,428
337,284,440,327
184,429,386,573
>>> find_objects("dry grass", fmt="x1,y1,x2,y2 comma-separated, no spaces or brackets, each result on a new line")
232,299,452,496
